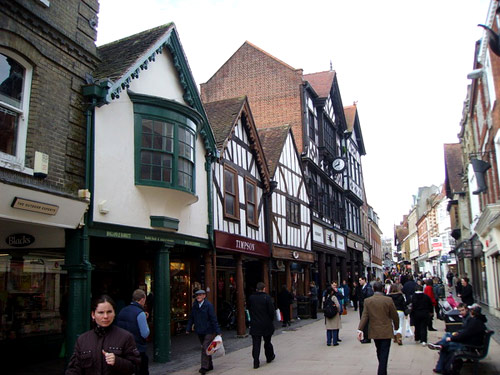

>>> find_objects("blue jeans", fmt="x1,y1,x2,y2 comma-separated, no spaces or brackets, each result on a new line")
435,334,464,372
326,329,339,345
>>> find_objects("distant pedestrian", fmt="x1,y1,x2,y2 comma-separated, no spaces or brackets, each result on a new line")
308,281,319,319
341,280,350,307
186,289,221,374
66,295,140,375
424,279,437,331
454,274,462,296
357,276,374,344
458,277,474,306
357,281,399,375
402,275,416,304
446,271,454,288
116,289,150,375
350,280,359,311
277,285,293,327
323,286,341,346
410,284,433,346
248,282,276,369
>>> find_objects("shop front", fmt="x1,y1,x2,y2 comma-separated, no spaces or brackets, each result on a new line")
214,230,270,336
0,182,88,369
347,237,364,280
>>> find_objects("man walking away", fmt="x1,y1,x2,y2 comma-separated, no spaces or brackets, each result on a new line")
248,282,276,369
308,281,319,319
116,289,150,375
410,284,433,346
277,285,293,327
357,281,399,375
358,276,374,343
186,289,221,374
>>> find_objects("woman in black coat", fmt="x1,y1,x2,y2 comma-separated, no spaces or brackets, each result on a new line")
410,285,433,346
277,285,293,327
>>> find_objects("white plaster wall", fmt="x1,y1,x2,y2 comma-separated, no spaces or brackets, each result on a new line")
92,50,208,239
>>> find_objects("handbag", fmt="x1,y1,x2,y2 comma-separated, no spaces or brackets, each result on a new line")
275,308,282,321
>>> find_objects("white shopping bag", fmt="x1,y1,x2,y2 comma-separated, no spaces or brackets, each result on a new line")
206,335,225,357
275,308,282,321
404,323,414,338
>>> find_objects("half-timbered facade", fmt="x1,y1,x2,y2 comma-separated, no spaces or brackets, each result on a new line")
258,125,312,311
204,96,271,335
344,104,367,277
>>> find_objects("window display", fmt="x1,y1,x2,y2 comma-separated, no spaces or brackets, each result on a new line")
0,253,66,342
170,261,190,334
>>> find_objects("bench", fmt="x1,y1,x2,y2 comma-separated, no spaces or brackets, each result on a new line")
453,330,494,375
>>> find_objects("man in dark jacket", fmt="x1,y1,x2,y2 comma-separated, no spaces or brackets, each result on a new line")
277,285,293,327
248,282,276,369
410,284,433,346
116,289,150,375
402,275,416,303
458,277,474,306
358,276,374,343
186,290,221,374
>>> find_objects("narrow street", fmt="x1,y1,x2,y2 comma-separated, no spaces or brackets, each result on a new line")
150,309,500,375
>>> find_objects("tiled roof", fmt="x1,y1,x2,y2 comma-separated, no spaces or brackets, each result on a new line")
303,70,335,98
344,105,357,132
444,143,464,194
203,97,246,149
95,23,174,81
258,125,290,177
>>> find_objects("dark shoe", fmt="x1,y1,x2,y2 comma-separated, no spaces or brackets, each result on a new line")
429,328,438,331
428,343,442,350
282,324,286,327
253,363,259,369
361,339,371,344
199,369,208,374
333,343,339,346
327,343,331,346
432,369,442,374
337,339,342,342
266,354,276,363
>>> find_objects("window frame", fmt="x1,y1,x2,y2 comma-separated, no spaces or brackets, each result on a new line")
0,48,33,174
286,198,300,227
245,177,259,227
130,92,200,194
223,165,240,221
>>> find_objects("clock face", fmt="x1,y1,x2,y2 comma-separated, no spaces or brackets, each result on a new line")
332,158,346,172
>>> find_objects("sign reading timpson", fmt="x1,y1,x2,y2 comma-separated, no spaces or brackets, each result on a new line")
11,197,59,215
214,230,269,257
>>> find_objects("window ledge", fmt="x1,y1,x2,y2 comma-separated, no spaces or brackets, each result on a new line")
0,153,33,175
136,184,199,206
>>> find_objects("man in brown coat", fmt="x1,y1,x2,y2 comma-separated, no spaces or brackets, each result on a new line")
357,281,399,375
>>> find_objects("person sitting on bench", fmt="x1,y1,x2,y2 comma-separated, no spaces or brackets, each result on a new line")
429,304,487,374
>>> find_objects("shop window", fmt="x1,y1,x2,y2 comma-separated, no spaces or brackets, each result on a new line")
0,253,66,342
245,177,258,227
286,198,300,226
224,166,239,220
130,92,200,194
0,50,33,172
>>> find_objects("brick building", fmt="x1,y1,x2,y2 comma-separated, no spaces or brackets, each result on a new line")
0,0,99,369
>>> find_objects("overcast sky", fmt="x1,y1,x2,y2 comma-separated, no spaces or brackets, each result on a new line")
96,0,490,237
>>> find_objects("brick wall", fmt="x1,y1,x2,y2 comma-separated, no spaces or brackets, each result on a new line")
201,42,306,152
0,0,99,194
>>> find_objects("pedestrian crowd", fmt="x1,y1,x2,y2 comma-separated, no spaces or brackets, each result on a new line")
64,269,487,375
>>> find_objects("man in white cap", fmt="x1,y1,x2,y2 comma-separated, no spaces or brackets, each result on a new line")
186,289,221,374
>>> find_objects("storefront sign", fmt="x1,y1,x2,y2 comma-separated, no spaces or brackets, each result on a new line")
215,231,269,257
5,233,35,247
11,197,59,215
272,246,314,263
347,238,362,251
312,223,324,243
336,235,346,251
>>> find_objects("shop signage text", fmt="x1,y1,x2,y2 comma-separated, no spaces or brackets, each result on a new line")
6,233,35,247
215,231,269,257
11,197,59,215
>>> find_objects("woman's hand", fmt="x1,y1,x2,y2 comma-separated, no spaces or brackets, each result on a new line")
102,350,115,366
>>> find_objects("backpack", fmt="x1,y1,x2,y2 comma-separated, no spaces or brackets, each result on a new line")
323,296,338,318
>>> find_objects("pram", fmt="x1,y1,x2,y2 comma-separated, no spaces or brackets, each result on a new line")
439,301,463,332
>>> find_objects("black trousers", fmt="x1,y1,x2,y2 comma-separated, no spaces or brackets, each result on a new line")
374,339,391,375
413,315,429,343
198,333,215,370
138,352,149,375
251,335,274,364
359,303,369,340
310,300,318,318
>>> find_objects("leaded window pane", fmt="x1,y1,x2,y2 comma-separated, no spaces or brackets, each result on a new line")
0,53,24,108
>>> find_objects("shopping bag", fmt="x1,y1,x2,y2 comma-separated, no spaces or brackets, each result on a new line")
342,307,347,315
275,308,282,321
404,323,414,338
206,335,225,357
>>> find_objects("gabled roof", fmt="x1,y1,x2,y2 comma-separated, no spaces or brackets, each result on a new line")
203,97,270,190
204,97,247,149
444,143,464,198
92,23,216,154
95,24,174,83
344,104,366,155
303,70,335,98
258,125,291,177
